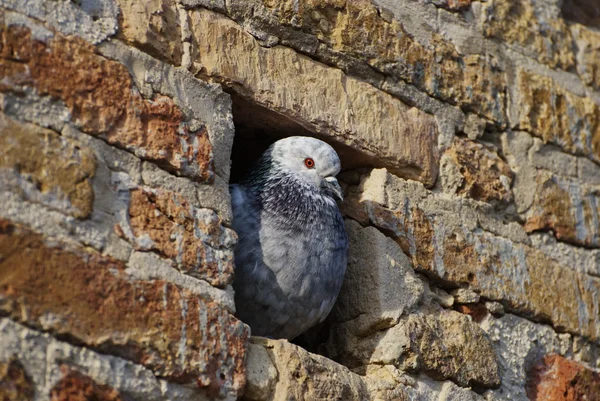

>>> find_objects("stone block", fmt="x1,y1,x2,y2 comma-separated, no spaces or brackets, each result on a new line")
0,22,213,182
0,319,220,401
0,114,96,219
0,219,248,398
115,0,183,65
224,0,506,124
482,0,574,70
188,9,440,186
524,171,600,248
441,136,513,203
0,0,118,45
482,314,575,400
246,337,376,401
331,220,424,336
526,354,600,401
572,24,600,90
345,169,600,341
120,187,236,287
512,68,600,164
327,309,500,388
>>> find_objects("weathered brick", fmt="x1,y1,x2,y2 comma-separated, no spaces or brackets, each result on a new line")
514,68,600,164
331,221,424,336
345,169,600,341
0,24,212,182
0,113,96,219
482,314,574,400
442,136,513,203
572,24,600,90
223,0,506,123
50,368,132,401
524,171,600,248
325,223,499,389
0,219,248,398
188,9,440,186
407,311,499,388
115,0,183,65
327,309,500,388
482,0,574,70
0,318,212,401
245,337,408,401
0,359,34,401
527,354,600,401
121,188,236,287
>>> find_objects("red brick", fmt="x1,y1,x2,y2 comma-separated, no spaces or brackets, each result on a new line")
50,367,131,401
454,303,488,323
527,354,600,401
0,219,248,398
123,188,235,287
0,24,212,182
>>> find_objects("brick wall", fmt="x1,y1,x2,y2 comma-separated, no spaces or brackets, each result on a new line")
0,0,599,400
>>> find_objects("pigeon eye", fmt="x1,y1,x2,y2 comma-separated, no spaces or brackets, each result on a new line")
304,158,315,168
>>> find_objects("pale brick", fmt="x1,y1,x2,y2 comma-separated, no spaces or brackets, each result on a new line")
331,221,424,336
0,319,214,401
327,309,500,388
441,136,513,203
524,171,600,248
0,114,96,219
188,9,440,186
482,314,574,401
345,169,600,341
572,23,600,90
120,187,237,287
245,337,485,401
115,0,183,65
223,0,506,124
482,0,574,70
513,68,600,164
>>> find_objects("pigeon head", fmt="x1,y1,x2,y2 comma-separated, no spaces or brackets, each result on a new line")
267,136,344,201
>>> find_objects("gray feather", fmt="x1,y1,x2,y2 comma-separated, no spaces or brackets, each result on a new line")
230,136,348,339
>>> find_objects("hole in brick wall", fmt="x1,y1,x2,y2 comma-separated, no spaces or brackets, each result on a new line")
561,0,600,27
229,93,377,183
228,93,368,355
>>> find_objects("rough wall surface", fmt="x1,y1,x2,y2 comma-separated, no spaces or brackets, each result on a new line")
0,0,599,400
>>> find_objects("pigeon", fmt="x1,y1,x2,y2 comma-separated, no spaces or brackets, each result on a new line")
230,136,348,339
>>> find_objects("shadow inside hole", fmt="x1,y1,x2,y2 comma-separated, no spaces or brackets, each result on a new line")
229,93,380,184
561,0,600,27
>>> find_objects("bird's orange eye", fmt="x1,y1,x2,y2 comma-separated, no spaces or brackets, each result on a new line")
304,158,315,168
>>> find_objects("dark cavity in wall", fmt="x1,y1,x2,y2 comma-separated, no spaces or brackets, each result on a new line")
228,93,378,183
561,0,600,27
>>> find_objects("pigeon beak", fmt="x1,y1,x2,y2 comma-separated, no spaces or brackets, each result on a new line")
322,176,344,202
